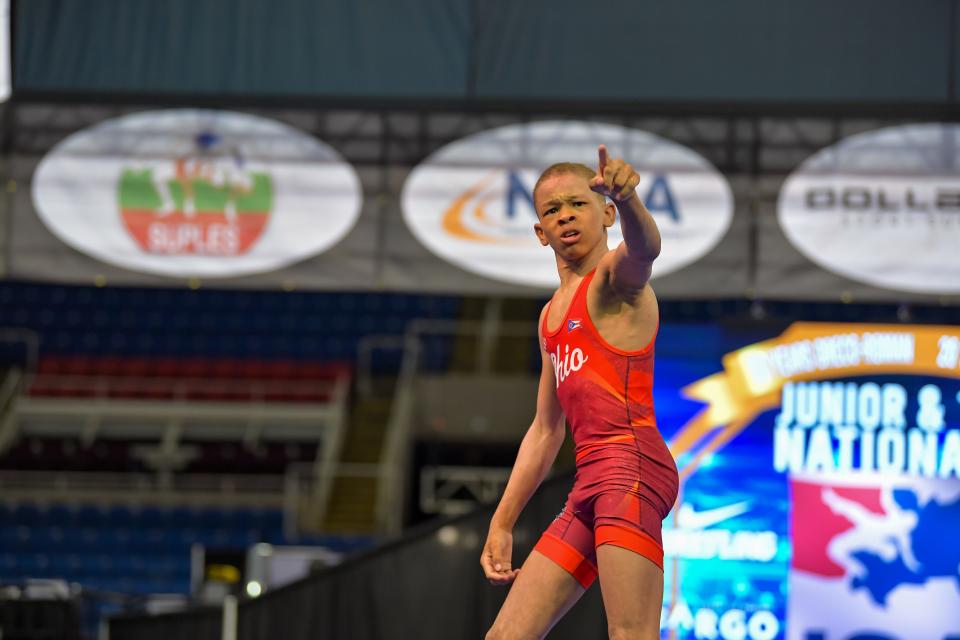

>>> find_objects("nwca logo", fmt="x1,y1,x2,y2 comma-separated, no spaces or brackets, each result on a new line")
400,120,734,288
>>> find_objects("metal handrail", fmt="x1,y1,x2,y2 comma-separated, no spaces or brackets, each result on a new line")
283,461,384,539
356,335,406,398
0,328,41,379
312,374,352,524
373,319,538,534
0,469,287,501
375,332,420,535
28,372,345,402
0,367,23,453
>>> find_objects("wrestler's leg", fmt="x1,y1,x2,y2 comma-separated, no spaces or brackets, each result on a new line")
596,543,664,640
487,502,597,640
485,548,586,640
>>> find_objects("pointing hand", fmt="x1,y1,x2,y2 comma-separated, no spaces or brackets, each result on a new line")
590,144,640,203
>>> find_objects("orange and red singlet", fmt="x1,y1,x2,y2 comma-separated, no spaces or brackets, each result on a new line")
533,268,679,588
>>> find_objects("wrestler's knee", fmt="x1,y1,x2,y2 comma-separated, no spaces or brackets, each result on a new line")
485,624,538,640
608,621,658,640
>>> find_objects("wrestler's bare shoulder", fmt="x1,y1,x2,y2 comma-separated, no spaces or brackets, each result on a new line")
588,253,659,351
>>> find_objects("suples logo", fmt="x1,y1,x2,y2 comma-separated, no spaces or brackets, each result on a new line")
32,109,361,278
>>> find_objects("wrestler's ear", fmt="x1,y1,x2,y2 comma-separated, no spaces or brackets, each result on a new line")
534,222,549,246
603,201,616,228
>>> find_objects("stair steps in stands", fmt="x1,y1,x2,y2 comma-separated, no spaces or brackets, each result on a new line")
321,394,393,533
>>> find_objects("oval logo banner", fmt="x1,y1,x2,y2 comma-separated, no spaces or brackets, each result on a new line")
778,123,960,295
401,121,734,289
32,109,362,278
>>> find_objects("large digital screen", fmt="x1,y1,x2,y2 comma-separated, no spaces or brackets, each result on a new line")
654,322,960,640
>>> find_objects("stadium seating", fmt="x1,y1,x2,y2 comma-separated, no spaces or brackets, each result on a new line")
29,355,352,403
0,501,373,595
0,282,460,371
0,280,443,616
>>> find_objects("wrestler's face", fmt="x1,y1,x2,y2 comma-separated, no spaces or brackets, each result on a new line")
533,172,616,259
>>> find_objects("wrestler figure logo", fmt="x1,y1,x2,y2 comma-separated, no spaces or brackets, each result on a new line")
118,131,272,256
788,476,960,640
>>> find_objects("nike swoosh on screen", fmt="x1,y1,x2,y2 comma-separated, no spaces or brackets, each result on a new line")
676,501,751,530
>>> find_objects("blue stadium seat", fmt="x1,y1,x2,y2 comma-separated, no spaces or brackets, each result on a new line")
0,497,372,596
18,553,52,577
0,552,19,572
168,506,193,527
13,503,44,525
105,505,136,528
0,502,14,522
101,528,133,550
47,552,74,576
77,505,108,526
3,280,464,366
0,524,18,545
133,507,166,528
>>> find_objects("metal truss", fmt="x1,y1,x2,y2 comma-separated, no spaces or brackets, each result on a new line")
4,97,960,312
5,97,957,177
419,464,511,516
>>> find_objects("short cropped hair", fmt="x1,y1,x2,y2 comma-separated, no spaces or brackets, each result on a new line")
532,162,604,207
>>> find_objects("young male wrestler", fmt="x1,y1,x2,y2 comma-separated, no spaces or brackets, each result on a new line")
481,145,679,640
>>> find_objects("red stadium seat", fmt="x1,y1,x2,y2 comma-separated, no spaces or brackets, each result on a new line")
29,355,352,403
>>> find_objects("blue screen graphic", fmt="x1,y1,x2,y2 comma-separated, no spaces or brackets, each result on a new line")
650,323,960,640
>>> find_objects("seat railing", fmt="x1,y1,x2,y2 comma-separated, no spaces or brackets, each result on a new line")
0,469,287,506
374,318,536,535
28,373,346,403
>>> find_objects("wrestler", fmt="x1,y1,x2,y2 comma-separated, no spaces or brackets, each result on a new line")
481,145,679,640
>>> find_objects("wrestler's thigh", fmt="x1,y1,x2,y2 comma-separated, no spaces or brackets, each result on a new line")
485,549,585,640
596,544,663,640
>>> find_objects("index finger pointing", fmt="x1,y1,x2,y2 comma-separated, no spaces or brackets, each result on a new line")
597,145,608,175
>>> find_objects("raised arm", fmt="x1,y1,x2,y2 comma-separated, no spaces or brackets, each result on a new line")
590,144,661,296
481,306,566,585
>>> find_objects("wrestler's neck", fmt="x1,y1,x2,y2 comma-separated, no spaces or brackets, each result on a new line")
554,241,608,291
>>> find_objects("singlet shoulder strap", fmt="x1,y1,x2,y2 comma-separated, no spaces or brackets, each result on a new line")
542,269,597,337
566,268,598,317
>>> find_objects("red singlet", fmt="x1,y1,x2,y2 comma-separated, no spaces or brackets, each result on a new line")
532,268,679,588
